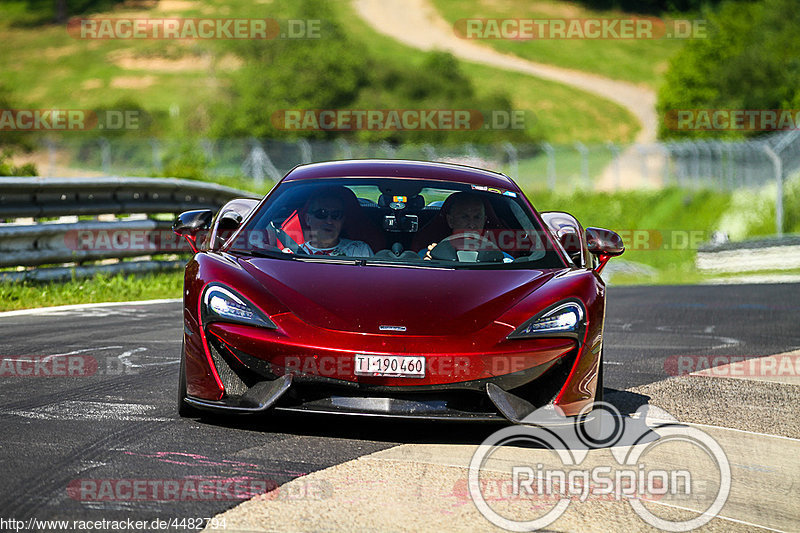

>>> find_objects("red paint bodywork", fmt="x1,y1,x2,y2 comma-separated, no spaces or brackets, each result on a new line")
181,160,608,418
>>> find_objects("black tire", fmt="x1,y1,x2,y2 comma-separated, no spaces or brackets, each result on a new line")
177,343,201,418
577,351,609,447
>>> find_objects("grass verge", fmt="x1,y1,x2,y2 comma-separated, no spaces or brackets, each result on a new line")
530,187,731,274
0,270,183,312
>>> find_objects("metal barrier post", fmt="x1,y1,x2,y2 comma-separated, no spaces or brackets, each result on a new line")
762,144,783,236
575,142,589,188
542,143,556,190
501,142,518,180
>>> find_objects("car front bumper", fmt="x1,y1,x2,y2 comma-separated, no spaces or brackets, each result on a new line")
183,320,598,422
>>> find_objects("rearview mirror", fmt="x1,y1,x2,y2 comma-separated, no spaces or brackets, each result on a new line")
585,227,624,273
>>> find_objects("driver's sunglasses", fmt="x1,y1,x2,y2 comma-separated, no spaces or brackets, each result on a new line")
310,208,344,221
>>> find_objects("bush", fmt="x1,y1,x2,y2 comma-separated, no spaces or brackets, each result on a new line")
0,149,37,176
3,0,126,26
570,0,721,15
657,0,800,140
212,0,536,145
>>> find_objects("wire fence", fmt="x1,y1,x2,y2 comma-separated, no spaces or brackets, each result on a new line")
21,130,800,232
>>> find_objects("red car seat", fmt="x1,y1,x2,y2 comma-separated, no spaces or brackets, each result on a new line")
279,186,386,253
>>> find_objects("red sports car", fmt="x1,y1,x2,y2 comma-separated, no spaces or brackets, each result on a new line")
173,160,623,423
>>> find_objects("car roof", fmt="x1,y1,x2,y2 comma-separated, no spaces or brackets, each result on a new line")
281,159,519,190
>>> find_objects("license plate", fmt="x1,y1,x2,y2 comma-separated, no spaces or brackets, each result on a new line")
354,354,425,378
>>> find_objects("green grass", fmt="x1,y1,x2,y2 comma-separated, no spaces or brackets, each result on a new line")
529,187,732,274
430,0,688,89
1,0,639,147
1,16,216,112
311,1,639,144
0,270,183,312
0,0,295,112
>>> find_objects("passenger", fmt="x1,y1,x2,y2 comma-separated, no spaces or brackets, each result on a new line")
301,191,373,257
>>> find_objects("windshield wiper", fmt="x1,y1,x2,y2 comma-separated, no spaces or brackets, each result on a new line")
233,248,362,265
230,248,294,260
295,256,361,265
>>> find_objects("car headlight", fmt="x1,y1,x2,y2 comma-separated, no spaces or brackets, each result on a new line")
201,285,276,329
507,300,585,340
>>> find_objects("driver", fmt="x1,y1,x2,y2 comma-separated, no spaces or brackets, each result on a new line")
300,190,374,257
423,192,489,260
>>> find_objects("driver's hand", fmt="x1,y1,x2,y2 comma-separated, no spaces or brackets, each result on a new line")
423,242,437,260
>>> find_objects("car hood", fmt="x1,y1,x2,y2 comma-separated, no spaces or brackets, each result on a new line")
239,257,554,335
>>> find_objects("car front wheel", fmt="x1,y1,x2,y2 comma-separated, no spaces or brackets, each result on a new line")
177,343,201,418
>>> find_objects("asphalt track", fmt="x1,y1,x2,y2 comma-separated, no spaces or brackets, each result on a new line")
0,284,798,532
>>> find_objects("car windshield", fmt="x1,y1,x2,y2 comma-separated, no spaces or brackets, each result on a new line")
230,177,566,269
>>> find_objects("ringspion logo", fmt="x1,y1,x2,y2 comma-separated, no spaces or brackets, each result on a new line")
468,403,730,531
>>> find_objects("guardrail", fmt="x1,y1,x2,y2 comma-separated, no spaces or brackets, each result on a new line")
0,177,254,218
696,235,800,273
0,177,258,281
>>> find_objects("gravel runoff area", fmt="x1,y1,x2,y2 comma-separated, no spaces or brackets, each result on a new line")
203,374,799,532
202,457,763,533
609,375,800,439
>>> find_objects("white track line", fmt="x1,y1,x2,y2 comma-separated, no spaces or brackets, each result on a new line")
0,298,181,318
625,498,784,533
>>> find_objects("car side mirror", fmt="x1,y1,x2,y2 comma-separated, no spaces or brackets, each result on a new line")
585,227,624,273
173,209,213,253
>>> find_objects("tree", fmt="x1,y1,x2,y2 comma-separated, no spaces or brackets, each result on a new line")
657,0,800,139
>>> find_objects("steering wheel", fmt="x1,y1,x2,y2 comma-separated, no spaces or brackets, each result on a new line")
429,232,501,261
